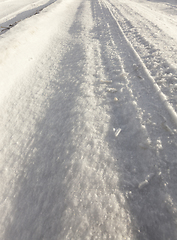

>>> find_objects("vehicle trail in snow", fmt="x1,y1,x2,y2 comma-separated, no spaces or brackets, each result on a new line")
92,0,177,238
107,0,177,115
0,0,177,239
1,0,132,239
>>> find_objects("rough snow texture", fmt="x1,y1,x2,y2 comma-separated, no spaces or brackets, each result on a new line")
0,0,177,239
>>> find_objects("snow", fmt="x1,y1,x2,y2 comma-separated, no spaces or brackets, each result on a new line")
0,0,57,29
0,0,76,103
0,0,177,239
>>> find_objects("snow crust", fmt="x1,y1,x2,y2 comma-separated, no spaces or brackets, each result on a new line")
1,0,177,239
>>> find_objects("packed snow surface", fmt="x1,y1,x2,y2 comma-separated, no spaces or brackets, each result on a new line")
1,0,177,239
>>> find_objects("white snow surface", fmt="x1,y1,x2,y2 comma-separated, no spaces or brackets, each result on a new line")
0,0,57,27
1,0,177,239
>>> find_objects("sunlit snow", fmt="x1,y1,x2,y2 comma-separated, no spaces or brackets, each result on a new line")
0,0,177,239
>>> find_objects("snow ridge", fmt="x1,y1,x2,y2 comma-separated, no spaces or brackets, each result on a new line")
0,0,57,34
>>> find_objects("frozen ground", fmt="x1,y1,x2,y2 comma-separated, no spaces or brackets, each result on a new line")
0,0,177,239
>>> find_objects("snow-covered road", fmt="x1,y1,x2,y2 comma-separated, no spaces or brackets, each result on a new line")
0,0,57,32
1,0,177,239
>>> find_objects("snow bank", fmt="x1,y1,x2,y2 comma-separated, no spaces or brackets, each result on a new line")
0,0,56,25
0,0,78,103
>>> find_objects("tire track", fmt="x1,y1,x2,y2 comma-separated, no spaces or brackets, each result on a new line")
91,0,177,238
107,0,177,114
104,0,177,128
1,0,177,239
